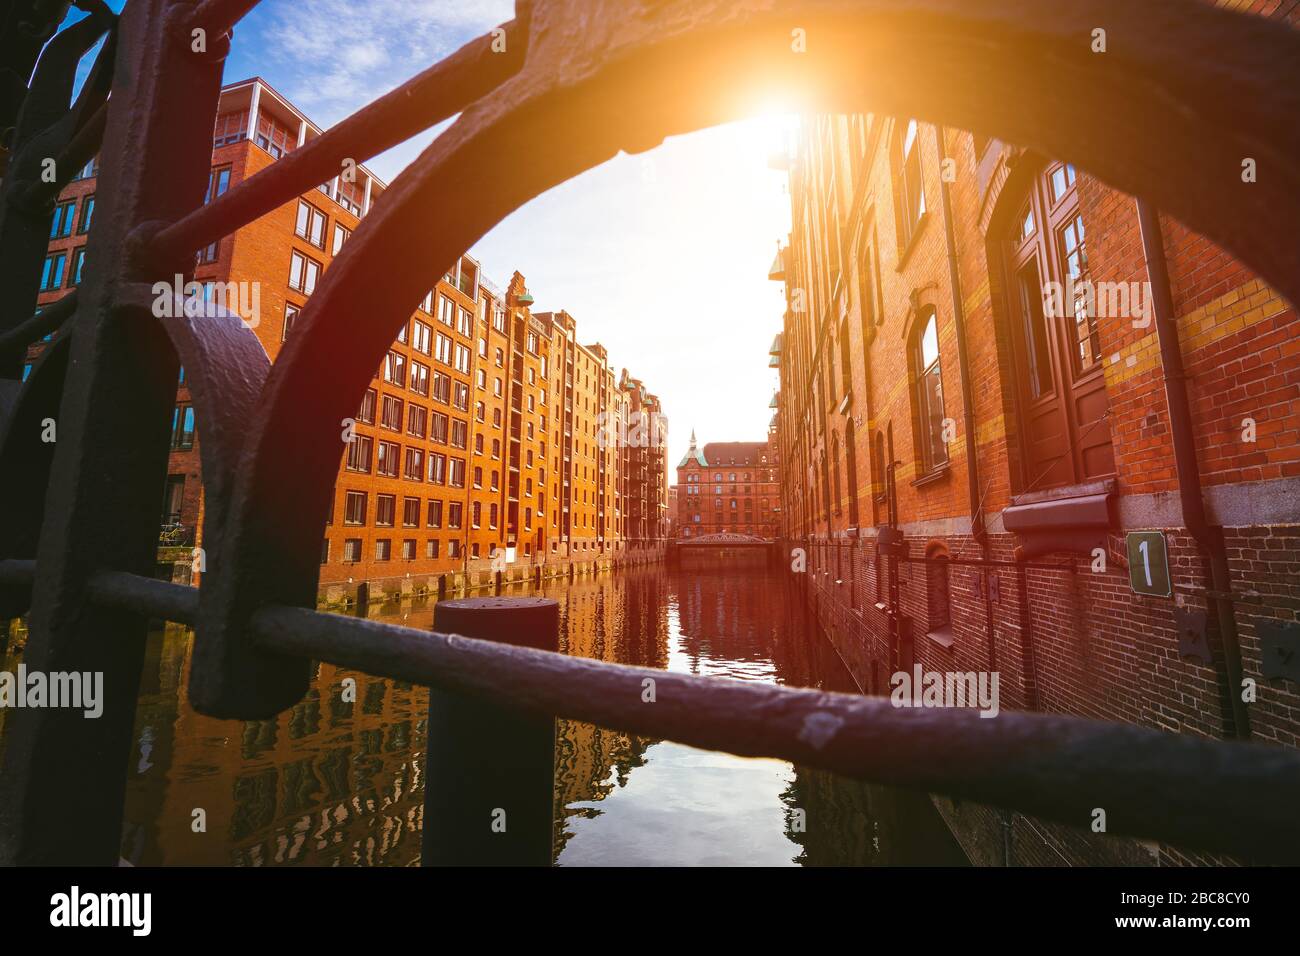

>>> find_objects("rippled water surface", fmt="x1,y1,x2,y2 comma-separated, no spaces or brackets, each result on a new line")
5,564,967,865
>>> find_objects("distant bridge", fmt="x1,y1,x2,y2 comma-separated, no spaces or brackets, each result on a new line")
674,532,774,548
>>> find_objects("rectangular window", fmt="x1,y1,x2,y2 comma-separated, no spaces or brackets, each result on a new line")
402,497,421,528
381,394,403,430
283,303,300,341
288,250,321,294
435,333,453,365
205,166,232,202
448,502,463,529
428,453,446,484
375,494,396,527
402,538,417,560
897,118,927,247
407,404,428,438
77,195,95,234
453,344,470,374
345,434,373,473
409,360,430,397
69,248,86,287
451,419,468,449
426,499,443,528
377,440,400,477
50,201,76,239
431,371,451,404
426,539,440,559
430,412,449,444
403,446,424,481
343,538,362,562
449,457,466,488
332,223,350,255
412,320,432,356
170,404,196,450
295,200,327,248
358,388,377,425
161,475,185,524
344,491,367,525
39,253,66,291
375,538,392,561
383,350,407,387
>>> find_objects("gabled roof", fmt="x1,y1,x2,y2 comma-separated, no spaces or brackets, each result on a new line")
768,248,785,282
677,430,707,468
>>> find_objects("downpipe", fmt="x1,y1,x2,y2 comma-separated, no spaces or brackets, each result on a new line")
1136,199,1250,739
938,127,999,676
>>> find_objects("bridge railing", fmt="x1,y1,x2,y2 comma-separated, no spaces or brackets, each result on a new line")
1,0,1298,865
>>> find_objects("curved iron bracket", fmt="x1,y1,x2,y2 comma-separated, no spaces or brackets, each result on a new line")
193,0,1300,718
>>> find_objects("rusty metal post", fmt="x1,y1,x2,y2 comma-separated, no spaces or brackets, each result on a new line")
423,597,558,866
0,0,227,865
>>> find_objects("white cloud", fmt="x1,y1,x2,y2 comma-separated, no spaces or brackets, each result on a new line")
257,0,513,122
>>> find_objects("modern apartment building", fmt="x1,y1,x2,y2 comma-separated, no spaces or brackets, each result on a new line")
27,78,666,601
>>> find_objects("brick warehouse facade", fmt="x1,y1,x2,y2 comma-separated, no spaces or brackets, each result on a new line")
27,78,669,604
674,434,779,538
772,3,1300,865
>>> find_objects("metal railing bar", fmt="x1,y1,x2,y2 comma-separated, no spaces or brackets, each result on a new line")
251,603,1300,862
86,570,198,626
23,101,107,209
0,290,77,359
0,559,36,589
146,17,528,260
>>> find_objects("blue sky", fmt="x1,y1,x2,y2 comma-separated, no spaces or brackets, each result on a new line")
67,0,791,473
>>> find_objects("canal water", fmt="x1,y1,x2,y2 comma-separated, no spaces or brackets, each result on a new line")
2,565,967,866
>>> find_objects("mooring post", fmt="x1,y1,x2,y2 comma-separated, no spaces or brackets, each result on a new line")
423,597,559,866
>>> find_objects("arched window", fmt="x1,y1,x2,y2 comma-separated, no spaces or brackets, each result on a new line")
912,309,948,475
1005,160,1114,490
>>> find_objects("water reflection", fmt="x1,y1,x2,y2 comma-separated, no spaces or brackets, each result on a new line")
4,565,966,865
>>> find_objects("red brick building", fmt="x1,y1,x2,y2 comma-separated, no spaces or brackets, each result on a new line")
618,369,669,548
28,78,667,602
675,434,779,538
773,3,1300,867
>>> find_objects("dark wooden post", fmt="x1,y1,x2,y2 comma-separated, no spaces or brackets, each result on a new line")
423,597,558,866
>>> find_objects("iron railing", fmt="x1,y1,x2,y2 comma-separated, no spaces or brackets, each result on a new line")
1,0,1299,866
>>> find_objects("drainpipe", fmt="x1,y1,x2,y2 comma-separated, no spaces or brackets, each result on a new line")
1135,199,1250,739
937,126,997,673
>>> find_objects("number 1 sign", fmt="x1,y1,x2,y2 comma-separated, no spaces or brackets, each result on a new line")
1126,531,1172,597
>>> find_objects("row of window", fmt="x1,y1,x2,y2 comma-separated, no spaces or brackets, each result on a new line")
49,195,94,239
338,490,536,535
38,247,86,291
